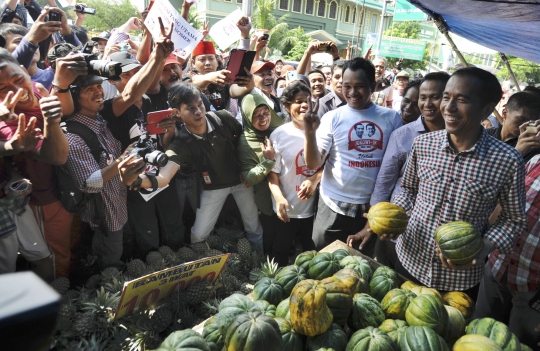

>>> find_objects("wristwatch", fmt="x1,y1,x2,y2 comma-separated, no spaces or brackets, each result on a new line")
130,176,143,191
51,84,70,93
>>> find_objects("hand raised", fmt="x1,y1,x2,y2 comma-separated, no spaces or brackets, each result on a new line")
260,136,274,161
39,96,63,122
8,114,43,153
0,89,25,122
303,98,320,134
154,17,175,60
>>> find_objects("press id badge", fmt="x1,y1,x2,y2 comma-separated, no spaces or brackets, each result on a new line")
202,172,212,185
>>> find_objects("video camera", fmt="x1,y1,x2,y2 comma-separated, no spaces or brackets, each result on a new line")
127,132,168,168
74,4,96,15
49,42,122,81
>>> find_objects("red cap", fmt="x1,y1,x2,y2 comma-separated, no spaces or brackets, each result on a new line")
192,41,216,57
165,54,180,66
252,61,275,74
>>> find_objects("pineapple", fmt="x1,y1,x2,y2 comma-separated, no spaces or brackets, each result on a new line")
205,235,222,249
258,256,281,279
101,267,121,282
185,281,213,305
85,274,103,290
190,242,209,254
103,276,125,295
239,281,254,295
151,306,174,332
51,277,70,295
72,313,96,337
82,287,120,321
146,251,164,266
158,245,175,258
205,248,224,257
65,289,80,302
56,301,75,329
177,246,198,262
216,227,246,242
237,238,252,258
126,259,147,278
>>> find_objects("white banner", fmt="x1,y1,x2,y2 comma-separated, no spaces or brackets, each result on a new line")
208,9,244,51
144,0,203,59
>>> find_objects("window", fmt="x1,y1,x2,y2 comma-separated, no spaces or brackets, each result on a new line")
351,7,356,24
293,0,301,12
328,1,337,19
344,5,350,22
279,0,288,10
317,0,325,17
305,0,314,14
236,0,242,3
370,13,378,32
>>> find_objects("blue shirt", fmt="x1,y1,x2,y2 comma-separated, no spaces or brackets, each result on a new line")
370,116,427,206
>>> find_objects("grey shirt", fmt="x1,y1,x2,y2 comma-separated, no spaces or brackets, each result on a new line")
317,90,346,118
370,116,426,206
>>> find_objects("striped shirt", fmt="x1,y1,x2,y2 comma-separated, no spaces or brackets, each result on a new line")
489,155,540,292
394,129,527,291
62,113,127,231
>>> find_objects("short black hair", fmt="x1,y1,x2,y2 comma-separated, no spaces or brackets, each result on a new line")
0,23,28,41
274,77,285,91
402,79,422,97
168,82,201,109
422,71,450,86
280,81,311,107
523,85,540,98
331,59,347,75
505,92,540,116
307,69,325,80
342,57,376,87
0,47,20,66
69,25,89,45
451,67,502,105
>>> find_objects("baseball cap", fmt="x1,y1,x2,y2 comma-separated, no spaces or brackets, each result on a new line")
71,75,106,88
395,71,410,79
165,54,181,66
91,30,111,42
252,61,275,74
47,43,77,68
108,52,142,73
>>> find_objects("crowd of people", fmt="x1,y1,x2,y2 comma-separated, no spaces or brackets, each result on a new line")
1,0,540,347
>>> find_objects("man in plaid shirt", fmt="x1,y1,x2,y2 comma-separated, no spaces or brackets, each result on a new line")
349,67,527,298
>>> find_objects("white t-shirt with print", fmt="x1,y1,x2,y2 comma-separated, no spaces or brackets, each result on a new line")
270,123,318,218
316,103,402,205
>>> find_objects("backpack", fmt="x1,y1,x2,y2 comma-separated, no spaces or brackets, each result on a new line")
56,121,107,213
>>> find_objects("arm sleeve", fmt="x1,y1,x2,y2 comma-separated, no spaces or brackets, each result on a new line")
12,38,38,70
25,0,42,20
63,135,104,193
237,39,250,51
316,110,334,155
484,156,528,254
242,158,276,185
370,133,403,206
392,140,419,212
165,137,191,166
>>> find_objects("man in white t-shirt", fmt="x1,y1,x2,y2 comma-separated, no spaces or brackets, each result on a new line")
303,57,403,254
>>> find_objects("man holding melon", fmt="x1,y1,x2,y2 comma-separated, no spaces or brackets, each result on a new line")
347,67,527,300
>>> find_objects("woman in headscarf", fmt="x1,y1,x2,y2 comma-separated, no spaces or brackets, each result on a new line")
237,94,283,255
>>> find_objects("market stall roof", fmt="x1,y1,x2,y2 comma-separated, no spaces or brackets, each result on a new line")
404,0,540,64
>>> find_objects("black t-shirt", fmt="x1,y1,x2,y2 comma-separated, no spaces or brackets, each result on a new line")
146,85,170,112
204,84,231,111
100,95,163,151
486,125,540,163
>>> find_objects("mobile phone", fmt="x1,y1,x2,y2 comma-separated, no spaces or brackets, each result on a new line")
47,11,62,22
526,124,537,133
286,71,298,81
318,43,328,52
261,33,269,41
225,49,256,81
146,110,173,135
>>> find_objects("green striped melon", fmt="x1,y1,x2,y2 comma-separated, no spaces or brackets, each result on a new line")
434,221,484,265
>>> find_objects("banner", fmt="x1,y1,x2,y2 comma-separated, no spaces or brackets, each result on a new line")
364,33,427,61
114,254,229,320
209,9,244,51
394,0,428,21
144,0,203,59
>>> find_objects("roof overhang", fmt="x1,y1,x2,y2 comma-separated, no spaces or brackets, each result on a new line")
306,30,344,46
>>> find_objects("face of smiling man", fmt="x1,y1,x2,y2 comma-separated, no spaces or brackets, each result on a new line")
0,61,38,110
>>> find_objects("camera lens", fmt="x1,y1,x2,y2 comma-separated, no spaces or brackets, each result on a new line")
145,151,168,167
87,60,122,79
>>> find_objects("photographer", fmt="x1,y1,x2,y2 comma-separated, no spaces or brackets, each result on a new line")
118,82,264,250
297,40,340,76
0,48,81,277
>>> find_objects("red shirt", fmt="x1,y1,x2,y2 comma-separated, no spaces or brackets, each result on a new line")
0,83,57,205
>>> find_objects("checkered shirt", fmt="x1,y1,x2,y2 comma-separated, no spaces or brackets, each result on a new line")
394,129,527,291
62,113,127,232
489,155,540,292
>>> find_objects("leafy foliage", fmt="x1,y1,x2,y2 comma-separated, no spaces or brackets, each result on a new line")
496,55,540,85
382,21,431,71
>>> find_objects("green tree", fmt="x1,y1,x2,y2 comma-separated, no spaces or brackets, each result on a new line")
283,27,311,61
382,21,430,71
496,55,540,85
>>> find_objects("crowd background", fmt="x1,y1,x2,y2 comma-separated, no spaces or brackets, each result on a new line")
2,0,540,349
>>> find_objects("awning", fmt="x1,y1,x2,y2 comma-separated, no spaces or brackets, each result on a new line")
403,0,540,63
306,30,344,46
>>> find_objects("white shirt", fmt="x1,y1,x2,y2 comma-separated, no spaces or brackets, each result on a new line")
316,103,403,205
270,123,318,218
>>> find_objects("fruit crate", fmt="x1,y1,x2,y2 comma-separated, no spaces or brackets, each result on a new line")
192,240,407,333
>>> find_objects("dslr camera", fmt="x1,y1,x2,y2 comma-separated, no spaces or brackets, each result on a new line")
78,42,122,80
127,132,168,167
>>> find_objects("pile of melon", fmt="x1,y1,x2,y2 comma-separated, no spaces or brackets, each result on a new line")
150,248,530,351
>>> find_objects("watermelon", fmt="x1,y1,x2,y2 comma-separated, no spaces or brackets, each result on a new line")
307,323,348,351
434,221,484,265
348,293,386,331
381,288,417,320
346,326,398,351
405,294,449,336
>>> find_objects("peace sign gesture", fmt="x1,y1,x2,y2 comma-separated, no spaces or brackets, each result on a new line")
0,89,25,122
260,136,274,161
303,98,320,135
154,17,175,61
